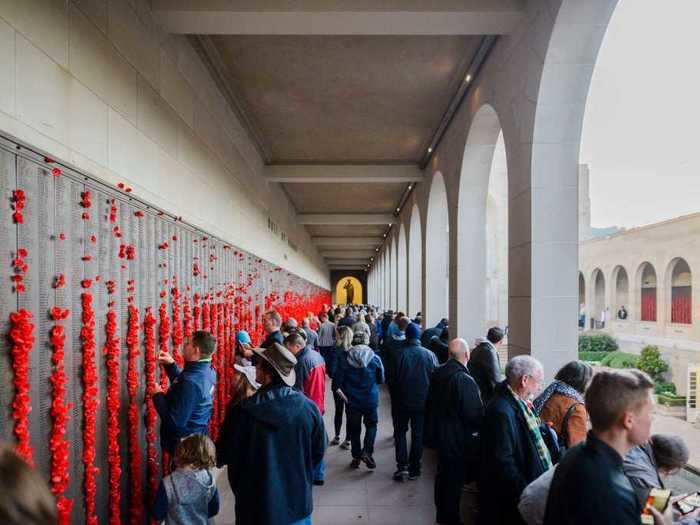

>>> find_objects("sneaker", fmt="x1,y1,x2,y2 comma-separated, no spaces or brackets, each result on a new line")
408,471,421,480
393,469,408,482
340,440,351,450
350,458,361,469
360,453,376,470
330,436,341,446
313,479,325,486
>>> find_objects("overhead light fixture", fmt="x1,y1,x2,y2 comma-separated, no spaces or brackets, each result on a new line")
383,234,386,238
465,74,472,82
396,207,400,212
428,147,433,153
375,248,379,252
408,185,412,190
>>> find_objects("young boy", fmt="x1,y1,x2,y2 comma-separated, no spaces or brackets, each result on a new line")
153,330,217,454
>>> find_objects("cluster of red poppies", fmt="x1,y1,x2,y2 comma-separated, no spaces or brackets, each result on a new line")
143,307,160,503
193,293,201,331
104,309,122,525
171,287,184,367
80,292,99,525
158,303,171,392
11,188,26,223
126,304,144,525
48,307,72,525
11,247,29,294
9,309,35,465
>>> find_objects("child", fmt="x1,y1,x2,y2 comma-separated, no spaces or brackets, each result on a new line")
152,433,220,524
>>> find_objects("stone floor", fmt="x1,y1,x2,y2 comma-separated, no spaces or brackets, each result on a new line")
216,383,439,524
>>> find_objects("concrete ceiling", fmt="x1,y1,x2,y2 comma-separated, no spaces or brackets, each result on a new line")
209,34,479,163
152,2,513,269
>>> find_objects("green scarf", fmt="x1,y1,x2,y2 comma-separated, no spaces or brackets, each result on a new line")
507,385,552,471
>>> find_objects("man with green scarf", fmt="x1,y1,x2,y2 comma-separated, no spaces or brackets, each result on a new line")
477,355,551,525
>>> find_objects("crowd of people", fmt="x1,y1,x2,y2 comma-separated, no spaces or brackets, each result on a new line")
1,304,699,525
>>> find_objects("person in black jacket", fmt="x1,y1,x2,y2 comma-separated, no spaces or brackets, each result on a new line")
421,318,448,348
216,343,326,525
424,338,483,525
544,369,671,525
428,326,450,364
392,322,439,481
468,326,505,404
478,355,551,525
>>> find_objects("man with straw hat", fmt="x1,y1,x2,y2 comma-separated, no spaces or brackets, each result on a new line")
216,342,327,525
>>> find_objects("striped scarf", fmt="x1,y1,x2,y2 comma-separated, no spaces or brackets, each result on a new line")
507,385,553,471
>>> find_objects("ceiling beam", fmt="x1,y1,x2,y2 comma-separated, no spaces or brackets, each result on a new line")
328,264,369,270
265,164,422,184
321,250,377,259
312,237,382,247
152,1,525,35
326,259,372,265
298,214,394,225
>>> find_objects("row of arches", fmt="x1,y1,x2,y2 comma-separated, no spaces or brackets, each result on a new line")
368,105,508,342
581,258,693,326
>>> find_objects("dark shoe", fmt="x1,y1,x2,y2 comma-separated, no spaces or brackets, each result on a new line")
340,440,351,450
330,436,341,446
360,453,376,470
350,458,361,469
408,470,421,480
313,479,325,486
393,469,408,482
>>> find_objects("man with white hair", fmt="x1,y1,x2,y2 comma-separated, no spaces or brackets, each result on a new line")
477,355,552,525
425,339,483,525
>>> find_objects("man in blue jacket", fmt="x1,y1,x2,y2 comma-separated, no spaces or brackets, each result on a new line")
153,330,217,454
216,342,326,525
391,322,438,481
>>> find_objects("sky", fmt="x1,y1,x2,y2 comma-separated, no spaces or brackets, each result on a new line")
579,0,700,229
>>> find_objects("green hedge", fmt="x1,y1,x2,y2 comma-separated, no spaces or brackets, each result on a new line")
578,351,608,362
578,334,619,353
657,393,686,407
655,381,677,395
600,351,639,369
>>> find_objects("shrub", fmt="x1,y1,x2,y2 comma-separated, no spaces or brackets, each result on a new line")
655,381,677,395
578,334,618,353
637,345,669,382
657,393,686,407
578,351,608,362
600,351,639,369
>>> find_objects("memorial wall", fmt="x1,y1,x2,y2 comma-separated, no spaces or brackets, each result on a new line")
0,136,330,524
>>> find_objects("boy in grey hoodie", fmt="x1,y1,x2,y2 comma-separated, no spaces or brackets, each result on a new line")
151,433,220,525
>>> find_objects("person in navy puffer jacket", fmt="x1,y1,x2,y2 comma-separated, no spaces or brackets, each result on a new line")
334,329,385,470
153,330,217,454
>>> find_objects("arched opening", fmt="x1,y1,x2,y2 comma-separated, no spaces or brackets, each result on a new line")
592,269,606,329
457,104,508,342
669,258,692,324
397,223,407,313
639,262,657,322
425,172,449,327
612,266,629,321
335,276,363,305
578,272,586,329
408,203,422,320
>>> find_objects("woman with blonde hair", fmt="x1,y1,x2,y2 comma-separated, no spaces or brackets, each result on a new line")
329,325,353,448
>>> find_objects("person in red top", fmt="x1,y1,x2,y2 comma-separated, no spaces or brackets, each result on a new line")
285,331,327,485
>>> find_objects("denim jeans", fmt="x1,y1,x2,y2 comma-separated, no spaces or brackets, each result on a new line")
313,457,325,482
289,515,312,525
394,409,425,473
346,405,379,458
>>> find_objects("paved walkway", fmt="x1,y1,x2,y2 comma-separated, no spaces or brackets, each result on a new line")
216,383,438,524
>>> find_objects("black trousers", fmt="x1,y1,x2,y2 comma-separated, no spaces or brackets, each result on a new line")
435,455,466,525
333,390,347,440
394,410,425,473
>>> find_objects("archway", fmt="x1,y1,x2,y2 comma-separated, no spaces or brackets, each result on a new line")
612,266,629,321
336,276,363,305
639,262,657,322
408,203,422,320
388,238,395,310
669,258,692,324
397,223,407,313
425,172,449,327
592,268,606,329
457,104,507,342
